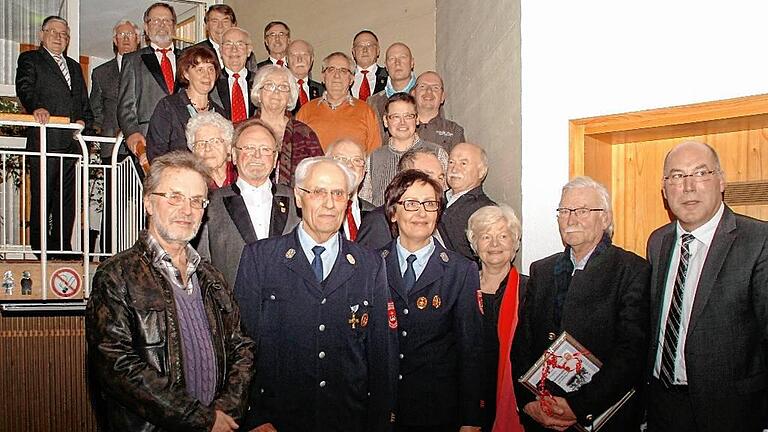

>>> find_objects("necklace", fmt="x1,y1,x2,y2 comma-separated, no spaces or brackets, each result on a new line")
191,99,210,112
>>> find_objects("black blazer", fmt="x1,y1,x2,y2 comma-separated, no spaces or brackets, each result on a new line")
438,186,496,260
145,88,225,162
209,69,257,121
357,205,392,251
645,206,768,431
512,245,650,432
89,57,120,137
16,48,92,151
291,78,324,116
373,66,388,94
342,196,375,241
382,239,484,427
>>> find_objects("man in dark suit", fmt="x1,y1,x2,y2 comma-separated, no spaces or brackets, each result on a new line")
256,21,290,69
209,27,256,123
325,138,374,241
351,30,387,101
438,143,495,260
512,176,650,432
197,118,300,288
287,39,324,115
117,2,179,169
15,15,92,256
645,141,768,432
191,4,258,74
234,157,397,431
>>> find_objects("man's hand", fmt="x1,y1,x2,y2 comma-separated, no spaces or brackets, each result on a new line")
73,120,85,139
125,132,146,155
249,423,277,432
459,426,481,432
32,108,50,124
211,410,239,432
548,396,577,422
524,397,577,431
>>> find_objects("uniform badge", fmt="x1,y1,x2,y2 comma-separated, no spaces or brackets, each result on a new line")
349,304,360,329
440,252,449,262
285,248,296,259
416,296,428,309
346,254,356,265
477,290,484,315
380,250,390,258
363,300,369,306
360,312,369,328
387,300,398,329
432,295,442,309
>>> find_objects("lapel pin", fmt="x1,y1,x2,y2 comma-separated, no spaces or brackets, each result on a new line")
381,250,390,258
285,248,296,259
432,295,442,309
440,252,449,262
416,296,428,309
360,312,369,327
346,254,356,265
363,300,369,306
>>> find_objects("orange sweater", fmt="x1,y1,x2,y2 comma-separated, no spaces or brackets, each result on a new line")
296,97,382,154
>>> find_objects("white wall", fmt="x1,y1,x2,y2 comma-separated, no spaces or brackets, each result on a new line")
520,1,768,270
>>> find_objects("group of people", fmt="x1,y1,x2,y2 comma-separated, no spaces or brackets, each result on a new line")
13,2,768,432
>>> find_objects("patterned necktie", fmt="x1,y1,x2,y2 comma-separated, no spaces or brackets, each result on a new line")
358,70,371,101
403,254,417,292
297,79,309,107
345,200,358,241
53,54,71,89
311,245,325,283
659,233,695,388
230,73,247,123
157,48,175,94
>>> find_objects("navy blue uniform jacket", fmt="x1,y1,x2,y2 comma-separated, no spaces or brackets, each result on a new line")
383,239,484,427
234,229,398,432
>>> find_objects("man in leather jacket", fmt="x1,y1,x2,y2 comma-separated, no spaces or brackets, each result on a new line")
86,151,254,432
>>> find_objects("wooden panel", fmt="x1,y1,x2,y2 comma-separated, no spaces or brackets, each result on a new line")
0,314,96,431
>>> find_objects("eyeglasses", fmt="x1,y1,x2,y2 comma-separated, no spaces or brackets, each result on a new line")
323,66,352,76
151,191,209,209
297,186,349,202
556,207,604,218
192,137,227,151
221,40,250,50
207,17,233,25
387,113,417,122
265,31,289,39
146,17,174,26
116,31,137,39
415,84,443,93
664,169,720,185
234,145,276,156
43,29,70,39
260,82,291,93
332,155,365,168
353,42,378,50
398,199,440,212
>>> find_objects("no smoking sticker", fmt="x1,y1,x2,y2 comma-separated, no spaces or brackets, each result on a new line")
50,268,81,298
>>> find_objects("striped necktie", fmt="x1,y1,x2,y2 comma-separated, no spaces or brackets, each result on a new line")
659,233,695,388
53,53,71,89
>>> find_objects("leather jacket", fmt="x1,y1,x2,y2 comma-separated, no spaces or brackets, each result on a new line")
86,232,255,431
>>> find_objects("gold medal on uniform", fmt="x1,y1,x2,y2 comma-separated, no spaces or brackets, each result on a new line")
349,304,360,329
360,312,369,327
285,248,296,259
346,254,356,265
432,295,442,309
416,296,428,309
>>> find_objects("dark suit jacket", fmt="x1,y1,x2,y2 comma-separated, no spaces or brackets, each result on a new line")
209,69,257,121
190,39,259,74
357,205,392,250
16,48,92,152
342,196,375,241
234,229,397,431
512,244,650,432
256,57,287,69
145,88,225,162
89,57,122,157
383,239,484,427
373,66,388,94
645,206,768,431
117,46,180,139
197,182,300,288
291,78,324,116
438,186,496,260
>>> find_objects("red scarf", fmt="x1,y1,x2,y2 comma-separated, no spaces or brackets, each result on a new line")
493,267,524,432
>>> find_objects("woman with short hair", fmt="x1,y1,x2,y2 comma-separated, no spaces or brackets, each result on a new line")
185,111,237,189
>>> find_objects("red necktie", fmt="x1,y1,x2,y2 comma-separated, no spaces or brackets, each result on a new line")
358,70,371,101
297,79,309,107
231,73,247,123
276,59,284,67
157,48,174,94
346,200,358,241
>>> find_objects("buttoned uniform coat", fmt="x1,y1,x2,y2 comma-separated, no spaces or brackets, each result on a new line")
197,182,300,289
511,244,650,432
117,46,180,140
645,206,768,431
209,68,257,121
383,239,484,427
234,229,398,432
438,185,496,260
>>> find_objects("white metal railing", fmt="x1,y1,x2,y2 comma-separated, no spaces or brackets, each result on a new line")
0,116,144,308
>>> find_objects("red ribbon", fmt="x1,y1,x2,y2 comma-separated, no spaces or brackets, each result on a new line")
537,349,583,415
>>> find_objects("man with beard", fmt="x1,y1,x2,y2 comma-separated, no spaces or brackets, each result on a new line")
86,151,254,431
117,2,181,170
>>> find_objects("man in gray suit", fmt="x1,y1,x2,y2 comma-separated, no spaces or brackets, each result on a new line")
117,2,179,169
198,118,299,288
646,141,768,432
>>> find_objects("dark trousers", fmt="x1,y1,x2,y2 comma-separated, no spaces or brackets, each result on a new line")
28,146,77,255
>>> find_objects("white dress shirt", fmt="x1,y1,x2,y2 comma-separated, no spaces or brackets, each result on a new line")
653,203,725,384
237,178,273,240
225,67,250,117
352,64,379,99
